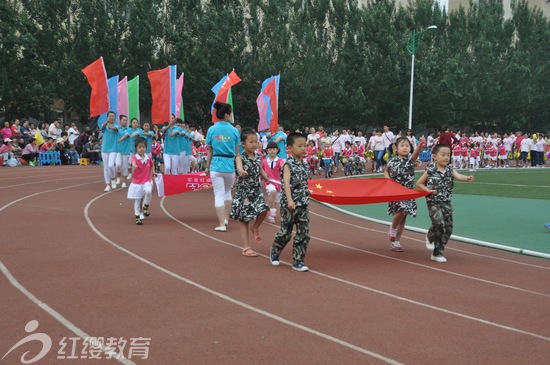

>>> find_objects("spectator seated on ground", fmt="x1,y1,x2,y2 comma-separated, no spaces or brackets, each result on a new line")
1,138,15,165
40,137,55,152
21,138,39,165
74,130,92,155
11,139,22,157
82,138,100,164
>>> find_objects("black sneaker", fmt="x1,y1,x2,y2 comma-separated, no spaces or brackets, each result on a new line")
143,205,150,217
270,247,280,267
292,262,309,272
135,216,143,225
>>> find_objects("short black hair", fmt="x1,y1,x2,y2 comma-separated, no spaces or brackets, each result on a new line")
432,144,451,155
287,132,306,147
240,128,256,142
135,137,146,149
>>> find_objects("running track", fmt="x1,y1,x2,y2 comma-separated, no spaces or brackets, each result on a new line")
1,166,549,365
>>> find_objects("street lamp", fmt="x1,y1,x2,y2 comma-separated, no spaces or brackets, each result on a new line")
407,25,437,130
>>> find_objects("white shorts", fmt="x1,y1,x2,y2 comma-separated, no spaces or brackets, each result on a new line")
453,156,461,162
490,156,497,161
127,181,153,200
498,155,508,160
469,157,476,165
265,183,281,203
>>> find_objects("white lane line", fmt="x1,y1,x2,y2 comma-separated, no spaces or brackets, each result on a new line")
0,180,133,365
0,181,102,213
0,262,135,365
83,194,404,365
308,212,550,293
158,198,550,342
0,176,100,189
311,205,550,262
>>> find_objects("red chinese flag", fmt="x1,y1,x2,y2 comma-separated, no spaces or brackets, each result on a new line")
148,67,171,124
308,178,430,205
81,57,109,117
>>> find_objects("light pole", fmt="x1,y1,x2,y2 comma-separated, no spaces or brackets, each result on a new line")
407,25,437,131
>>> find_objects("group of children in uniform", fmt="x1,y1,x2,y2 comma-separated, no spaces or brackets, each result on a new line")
385,138,474,263
112,107,475,268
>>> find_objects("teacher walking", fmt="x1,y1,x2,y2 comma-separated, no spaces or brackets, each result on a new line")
205,102,240,232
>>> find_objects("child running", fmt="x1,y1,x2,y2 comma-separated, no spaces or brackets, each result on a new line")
127,138,154,225
230,129,270,257
269,133,311,272
384,137,424,252
262,141,285,224
416,144,474,262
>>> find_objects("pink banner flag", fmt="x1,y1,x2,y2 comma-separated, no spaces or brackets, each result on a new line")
175,73,184,118
117,76,129,118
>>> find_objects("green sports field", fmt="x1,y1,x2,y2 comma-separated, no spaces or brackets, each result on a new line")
331,168,550,257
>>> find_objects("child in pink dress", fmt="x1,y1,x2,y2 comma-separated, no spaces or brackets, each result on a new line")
127,138,154,225
262,142,285,224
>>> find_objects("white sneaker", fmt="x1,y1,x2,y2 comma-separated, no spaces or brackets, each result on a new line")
431,254,447,263
121,182,127,188
127,173,132,180
111,180,117,189
104,185,112,192
116,177,121,185
214,225,227,232
139,213,145,220
425,235,435,251
390,241,403,252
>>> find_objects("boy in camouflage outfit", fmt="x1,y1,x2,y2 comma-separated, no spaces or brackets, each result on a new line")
417,144,474,263
270,133,311,272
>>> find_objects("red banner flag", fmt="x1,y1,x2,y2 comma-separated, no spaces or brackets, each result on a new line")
81,57,109,117
155,173,212,197
148,67,171,124
308,178,430,205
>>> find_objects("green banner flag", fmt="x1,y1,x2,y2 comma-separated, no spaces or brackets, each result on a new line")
128,76,140,121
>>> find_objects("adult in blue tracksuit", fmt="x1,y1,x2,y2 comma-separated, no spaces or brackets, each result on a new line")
205,102,240,231
100,111,119,192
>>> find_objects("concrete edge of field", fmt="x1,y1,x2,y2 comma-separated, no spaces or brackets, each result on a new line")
318,201,550,260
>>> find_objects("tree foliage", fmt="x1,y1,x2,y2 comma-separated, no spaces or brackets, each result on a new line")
1,0,549,133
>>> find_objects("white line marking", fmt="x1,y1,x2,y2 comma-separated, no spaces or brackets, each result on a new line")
0,262,135,365
83,195,403,365
157,198,550,342
312,203,550,260
0,180,133,365
0,176,100,189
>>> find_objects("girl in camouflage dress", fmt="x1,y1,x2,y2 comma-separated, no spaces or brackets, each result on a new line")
230,129,270,257
384,137,424,252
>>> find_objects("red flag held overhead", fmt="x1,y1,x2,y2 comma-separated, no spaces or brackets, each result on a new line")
81,57,109,118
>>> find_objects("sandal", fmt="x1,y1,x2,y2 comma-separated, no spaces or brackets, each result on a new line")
250,227,262,244
242,247,257,257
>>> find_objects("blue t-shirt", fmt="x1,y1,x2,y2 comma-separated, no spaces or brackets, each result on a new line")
128,128,143,154
118,127,132,155
205,122,240,173
270,131,287,159
164,125,181,155
142,131,153,153
101,125,119,153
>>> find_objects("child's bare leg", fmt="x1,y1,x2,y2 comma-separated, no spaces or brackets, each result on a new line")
268,190,276,209
240,221,257,257
396,214,407,241
251,210,268,243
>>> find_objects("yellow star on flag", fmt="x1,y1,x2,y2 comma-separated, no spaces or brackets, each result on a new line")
315,183,323,190
326,190,333,194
